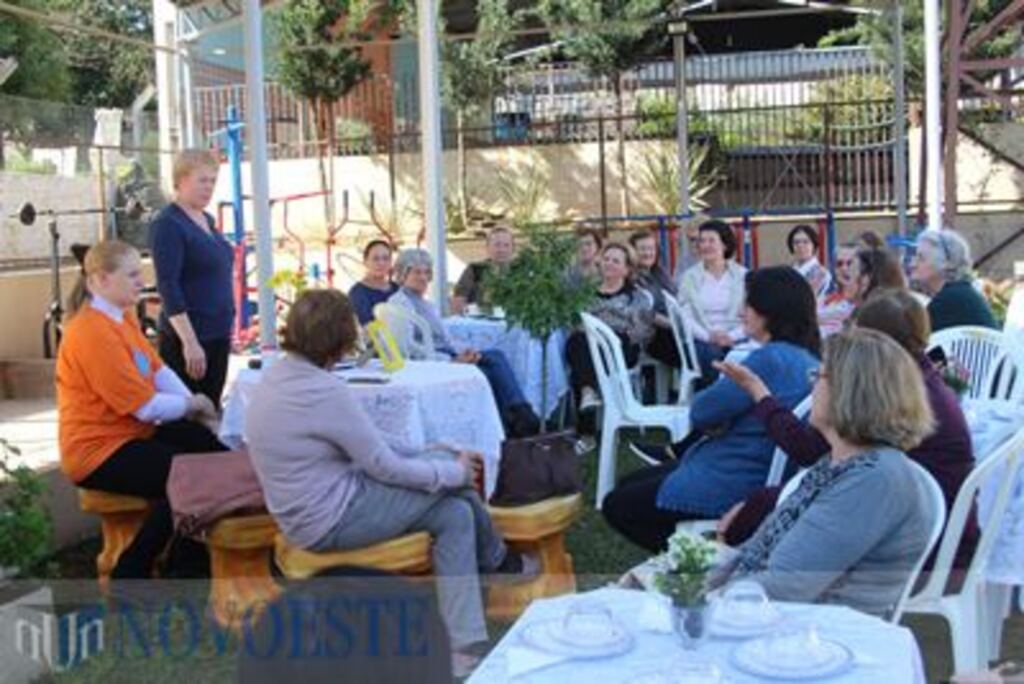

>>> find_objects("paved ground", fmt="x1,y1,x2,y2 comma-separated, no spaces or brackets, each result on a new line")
0,399,59,470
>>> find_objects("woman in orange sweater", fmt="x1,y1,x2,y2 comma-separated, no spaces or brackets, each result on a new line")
57,240,224,579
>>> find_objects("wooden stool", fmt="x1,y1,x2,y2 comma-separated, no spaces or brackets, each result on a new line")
206,513,281,630
77,489,149,590
486,493,583,621
274,532,433,580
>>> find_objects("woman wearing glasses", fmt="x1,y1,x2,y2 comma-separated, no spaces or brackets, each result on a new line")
716,289,977,588
817,242,859,337
912,229,996,332
711,326,934,617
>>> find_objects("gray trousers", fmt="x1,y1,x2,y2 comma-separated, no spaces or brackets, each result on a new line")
314,477,507,649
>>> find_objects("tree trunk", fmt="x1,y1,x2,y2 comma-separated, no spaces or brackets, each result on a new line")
313,100,332,229
613,75,630,216
457,108,468,230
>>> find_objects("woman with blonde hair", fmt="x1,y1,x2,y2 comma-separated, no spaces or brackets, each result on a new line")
714,327,935,617
57,240,224,579
150,149,235,404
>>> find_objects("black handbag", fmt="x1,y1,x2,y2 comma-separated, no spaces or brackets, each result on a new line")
489,430,581,506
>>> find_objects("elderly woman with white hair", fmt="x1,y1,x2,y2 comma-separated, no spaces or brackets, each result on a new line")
387,248,541,438
912,229,996,332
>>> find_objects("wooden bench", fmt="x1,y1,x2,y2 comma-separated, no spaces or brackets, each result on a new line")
77,489,150,591
205,513,281,630
486,493,583,621
274,532,433,580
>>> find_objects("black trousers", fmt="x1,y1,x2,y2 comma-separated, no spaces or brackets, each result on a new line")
78,421,225,579
601,461,702,553
159,331,231,405
565,329,641,434
565,330,640,391
645,326,681,369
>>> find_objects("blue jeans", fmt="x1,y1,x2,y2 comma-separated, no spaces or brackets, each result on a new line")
476,349,527,413
694,340,729,387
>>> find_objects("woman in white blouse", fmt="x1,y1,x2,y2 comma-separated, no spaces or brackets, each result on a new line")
788,224,832,299
677,220,748,382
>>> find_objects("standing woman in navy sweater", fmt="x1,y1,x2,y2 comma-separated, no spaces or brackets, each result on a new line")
150,150,235,405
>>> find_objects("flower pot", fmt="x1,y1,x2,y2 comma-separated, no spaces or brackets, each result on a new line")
671,600,711,650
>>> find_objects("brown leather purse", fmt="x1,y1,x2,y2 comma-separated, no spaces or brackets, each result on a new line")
489,431,581,506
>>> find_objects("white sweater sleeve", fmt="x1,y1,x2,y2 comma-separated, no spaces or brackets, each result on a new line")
154,366,192,398
133,393,190,423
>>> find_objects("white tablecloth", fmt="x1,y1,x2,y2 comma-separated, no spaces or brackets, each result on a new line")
219,360,506,496
468,587,926,684
444,316,569,419
963,399,1024,585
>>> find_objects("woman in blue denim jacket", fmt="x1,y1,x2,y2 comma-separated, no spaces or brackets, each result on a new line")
603,266,821,552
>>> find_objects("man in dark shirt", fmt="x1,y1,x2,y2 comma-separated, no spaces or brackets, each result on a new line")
451,227,515,314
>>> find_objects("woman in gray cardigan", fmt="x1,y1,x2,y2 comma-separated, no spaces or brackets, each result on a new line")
715,327,935,618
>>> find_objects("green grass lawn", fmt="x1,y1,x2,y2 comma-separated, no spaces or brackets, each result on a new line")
40,431,1023,682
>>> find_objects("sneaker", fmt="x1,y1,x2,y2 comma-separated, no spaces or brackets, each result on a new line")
488,551,541,585
452,651,482,679
574,435,597,455
628,441,676,466
579,386,602,412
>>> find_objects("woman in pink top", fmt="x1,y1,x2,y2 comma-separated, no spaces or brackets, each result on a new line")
245,290,534,677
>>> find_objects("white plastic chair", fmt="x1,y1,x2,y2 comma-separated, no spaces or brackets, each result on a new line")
928,326,1024,401
764,396,814,487
665,297,702,407
581,312,690,508
901,428,1024,675
890,461,947,624
372,302,446,361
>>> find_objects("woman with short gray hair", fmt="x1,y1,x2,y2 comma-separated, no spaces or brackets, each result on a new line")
387,249,541,438
912,229,996,331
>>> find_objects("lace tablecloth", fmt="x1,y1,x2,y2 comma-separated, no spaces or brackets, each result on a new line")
468,587,926,684
219,361,506,496
443,316,569,419
964,399,1024,585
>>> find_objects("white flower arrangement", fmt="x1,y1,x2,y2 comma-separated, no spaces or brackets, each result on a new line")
653,531,718,606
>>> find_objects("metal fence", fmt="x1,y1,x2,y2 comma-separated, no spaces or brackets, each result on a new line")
188,46,901,214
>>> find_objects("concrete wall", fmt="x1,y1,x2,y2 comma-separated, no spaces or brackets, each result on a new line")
0,262,155,361
0,172,103,261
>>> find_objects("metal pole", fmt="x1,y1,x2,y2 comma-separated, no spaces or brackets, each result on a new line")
923,0,944,230
243,0,277,352
672,23,690,218
180,46,197,147
892,0,909,235
417,0,447,311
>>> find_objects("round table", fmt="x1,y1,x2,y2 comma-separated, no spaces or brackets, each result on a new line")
468,587,926,683
443,316,569,419
219,359,506,496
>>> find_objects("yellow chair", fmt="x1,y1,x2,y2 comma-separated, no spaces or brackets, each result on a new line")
77,489,150,591
486,493,583,621
274,532,433,580
205,513,281,630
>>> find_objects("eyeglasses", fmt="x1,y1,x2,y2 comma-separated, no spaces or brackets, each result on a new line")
808,367,828,384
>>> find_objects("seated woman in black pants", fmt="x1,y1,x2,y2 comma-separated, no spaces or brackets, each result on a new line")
57,240,225,579
603,267,820,552
565,242,655,446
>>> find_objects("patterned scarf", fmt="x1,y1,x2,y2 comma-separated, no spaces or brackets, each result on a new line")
734,450,882,576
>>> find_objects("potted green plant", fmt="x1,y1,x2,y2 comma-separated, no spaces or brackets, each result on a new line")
0,439,52,580
487,224,595,424
654,530,717,649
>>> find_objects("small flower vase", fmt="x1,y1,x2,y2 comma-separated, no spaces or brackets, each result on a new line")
671,599,711,650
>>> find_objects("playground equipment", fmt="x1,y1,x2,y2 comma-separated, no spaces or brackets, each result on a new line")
9,201,149,358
